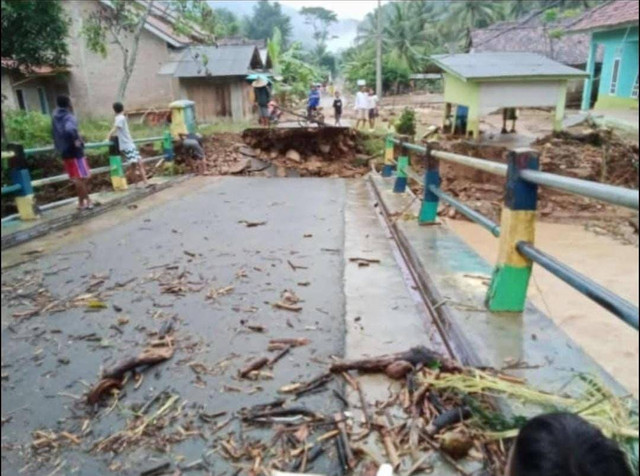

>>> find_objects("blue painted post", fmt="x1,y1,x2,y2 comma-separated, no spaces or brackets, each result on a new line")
419,141,440,224
382,136,395,177
7,143,37,220
393,156,409,193
486,148,539,312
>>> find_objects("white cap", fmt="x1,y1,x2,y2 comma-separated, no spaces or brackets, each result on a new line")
376,464,394,476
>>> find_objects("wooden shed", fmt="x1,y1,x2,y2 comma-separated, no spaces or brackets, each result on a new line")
430,52,589,138
159,44,269,121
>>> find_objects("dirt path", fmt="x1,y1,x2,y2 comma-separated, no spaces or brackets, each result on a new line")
447,218,639,396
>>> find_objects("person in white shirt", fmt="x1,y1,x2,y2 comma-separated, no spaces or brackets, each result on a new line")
354,86,369,130
106,102,148,186
368,88,379,130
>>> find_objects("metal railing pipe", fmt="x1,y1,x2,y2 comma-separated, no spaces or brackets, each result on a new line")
1,184,22,195
430,185,501,237
431,150,508,177
30,154,163,188
519,169,639,210
24,137,164,157
517,241,639,330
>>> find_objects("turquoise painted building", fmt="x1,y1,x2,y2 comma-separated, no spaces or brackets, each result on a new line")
571,1,639,110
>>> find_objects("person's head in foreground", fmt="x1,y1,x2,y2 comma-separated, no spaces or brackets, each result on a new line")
56,95,72,111
335,91,340,98
507,413,632,476
112,102,124,114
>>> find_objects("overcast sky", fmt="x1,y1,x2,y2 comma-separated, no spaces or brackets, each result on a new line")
279,0,383,21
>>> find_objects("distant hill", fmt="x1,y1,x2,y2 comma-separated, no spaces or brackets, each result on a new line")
208,1,358,52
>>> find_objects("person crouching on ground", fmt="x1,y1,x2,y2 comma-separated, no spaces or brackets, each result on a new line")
106,102,148,187
505,412,632,476
307,85,320,120
179,132,206,175
333,91,343,127
253,78,271,127
52,95,93,211
354,85,369,130
268,99,282,124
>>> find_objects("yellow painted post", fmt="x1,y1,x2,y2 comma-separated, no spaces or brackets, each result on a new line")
486,148,539,312
554,83,568,132
7,144,38,221
382,136,395,177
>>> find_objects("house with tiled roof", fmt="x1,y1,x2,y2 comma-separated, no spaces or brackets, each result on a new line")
3,0,217,118
470,10,603,107
568,0,638,110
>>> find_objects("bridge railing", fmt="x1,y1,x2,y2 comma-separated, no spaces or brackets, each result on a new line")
1,134,175,222
384,135,639,330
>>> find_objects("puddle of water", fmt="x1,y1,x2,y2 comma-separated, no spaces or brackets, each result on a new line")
447,218,639,396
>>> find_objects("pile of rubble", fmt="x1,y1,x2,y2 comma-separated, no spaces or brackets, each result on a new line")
197,129,372,179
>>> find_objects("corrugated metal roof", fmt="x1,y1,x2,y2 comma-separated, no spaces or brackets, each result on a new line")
430,52,589,81
569,0,638,32
169,45,265,78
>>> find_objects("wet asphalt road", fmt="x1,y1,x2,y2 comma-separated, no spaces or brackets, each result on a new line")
1,177,348,475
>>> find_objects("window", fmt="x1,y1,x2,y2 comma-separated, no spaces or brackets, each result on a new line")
610,58,621,95
15,89,27,111
632,73,639,99
37,88,49,114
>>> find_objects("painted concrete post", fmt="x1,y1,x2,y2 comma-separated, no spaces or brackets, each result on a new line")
393,156,409,193
163,130,175,175
382,136,395,177
7,143,37,221
486,148,539,312
108,137,128,191
581,38,597,111
418,142,440,224
442,103,452,134
554,83,568,132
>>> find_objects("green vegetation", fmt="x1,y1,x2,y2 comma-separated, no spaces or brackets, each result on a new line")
242,0,292,46
4,110,163,149
342,0,597,94
395,108,417,137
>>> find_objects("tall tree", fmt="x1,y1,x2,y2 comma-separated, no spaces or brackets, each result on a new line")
1,0,69,142
82,0,156,102
300,7,338,47
243,1,292,46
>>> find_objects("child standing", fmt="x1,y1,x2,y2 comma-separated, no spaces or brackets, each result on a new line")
332,91,343,127
107,102,148,186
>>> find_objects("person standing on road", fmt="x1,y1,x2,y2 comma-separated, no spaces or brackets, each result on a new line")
368,87,379,131
307,84,321,119
502,108,518,134
52,95,93,211
332,91,343,127
106,102,148,186
253,78,271,127
354,85,369,130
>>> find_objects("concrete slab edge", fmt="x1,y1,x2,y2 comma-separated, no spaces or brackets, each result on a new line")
1,176,191,250
367,173,482,367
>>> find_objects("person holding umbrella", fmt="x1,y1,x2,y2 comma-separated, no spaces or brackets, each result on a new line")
252,77,271,127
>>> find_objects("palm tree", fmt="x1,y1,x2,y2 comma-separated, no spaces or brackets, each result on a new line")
446,0,499,51
383,2,426,72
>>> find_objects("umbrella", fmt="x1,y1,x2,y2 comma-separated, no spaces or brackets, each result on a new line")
246,74,270,83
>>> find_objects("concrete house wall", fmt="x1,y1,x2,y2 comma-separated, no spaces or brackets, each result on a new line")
592,26,639,109
63,0,178,118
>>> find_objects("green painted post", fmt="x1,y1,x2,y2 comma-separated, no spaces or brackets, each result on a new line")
162,130,175,175
419,142,440,224
108,137,128,191
486,148,539,312
382,136,395,177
